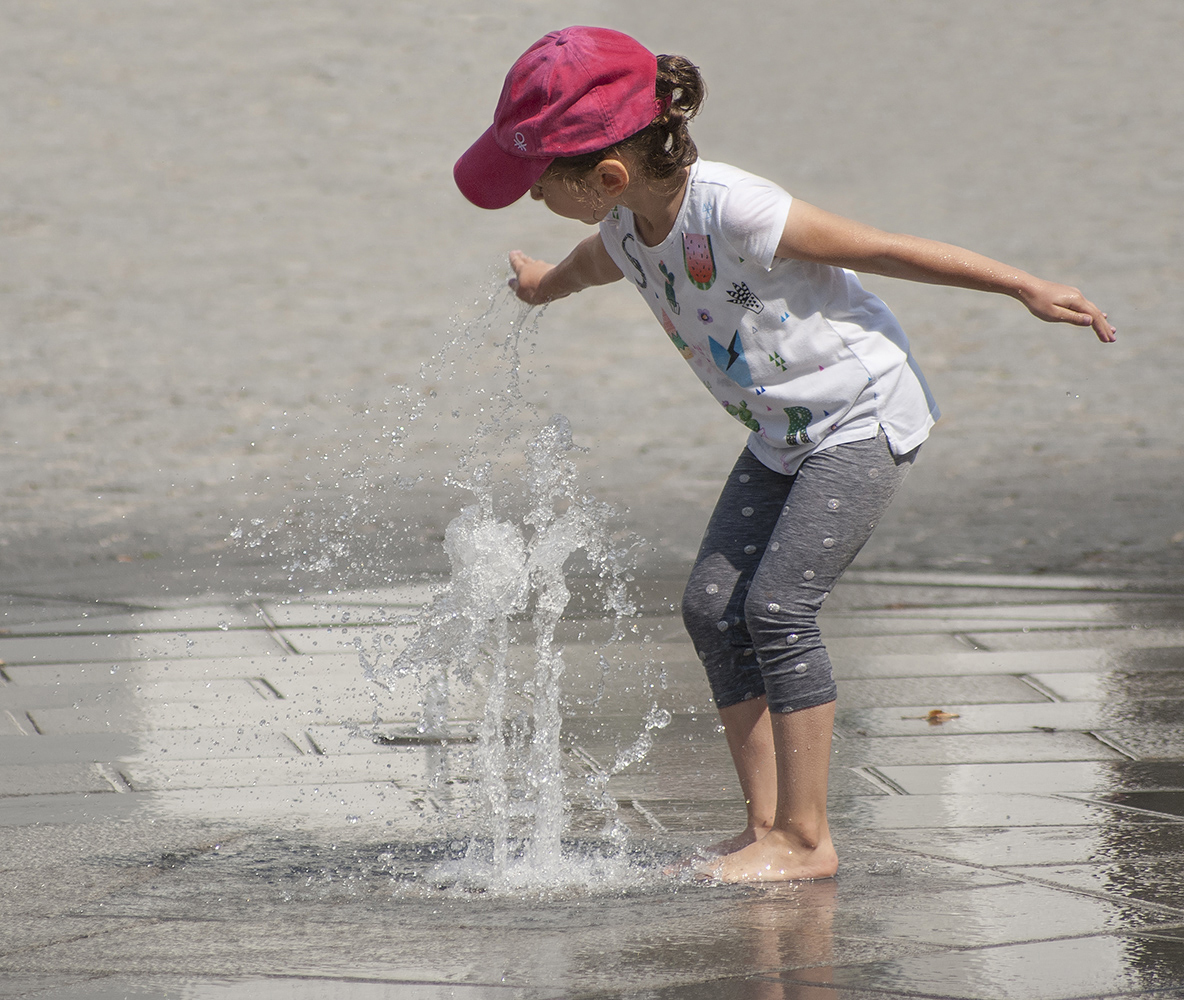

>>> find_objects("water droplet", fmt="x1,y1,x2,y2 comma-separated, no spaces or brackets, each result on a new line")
645,706,672,729
783,506,791,515
822,537,836,549
744,544,757,554
346,815,361,824
770,541,780,551
767,602,781,613
821,591,830,601
698,649,708,662
803,569,815,580
739,474,751,483
867,468,881,479
794,662,808,673
786,633,799,645
216,620,230,631
705,583,719,594
741,506,755,517
827,499,840,510
717,620,729,632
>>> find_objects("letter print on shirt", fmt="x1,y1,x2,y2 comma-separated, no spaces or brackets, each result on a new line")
682,233,716,290
709,330,754,387
726,281,764,314
620,233,647,289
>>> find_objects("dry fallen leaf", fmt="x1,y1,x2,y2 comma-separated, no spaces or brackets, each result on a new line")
901,708,961,725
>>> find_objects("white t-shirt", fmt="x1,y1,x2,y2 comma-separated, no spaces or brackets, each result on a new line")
598,159,939,474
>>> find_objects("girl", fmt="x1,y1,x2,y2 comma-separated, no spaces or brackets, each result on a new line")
454,26,1114,883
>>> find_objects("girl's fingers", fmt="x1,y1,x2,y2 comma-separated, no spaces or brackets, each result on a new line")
1037,287,1116,342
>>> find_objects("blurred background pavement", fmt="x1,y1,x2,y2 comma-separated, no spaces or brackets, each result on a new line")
2,0,1181,598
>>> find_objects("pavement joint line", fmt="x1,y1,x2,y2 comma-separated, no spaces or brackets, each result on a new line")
247,676,285,700
851,766,909,796
1018,674,1065,702
92,762,133,793
953,633,989,651
628,799,668,832
3,709,29,734
253,600,302,654
1051,792,1184,824
1088,731,1141,760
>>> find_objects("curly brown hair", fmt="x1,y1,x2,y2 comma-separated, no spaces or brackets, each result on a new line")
543,54,706,190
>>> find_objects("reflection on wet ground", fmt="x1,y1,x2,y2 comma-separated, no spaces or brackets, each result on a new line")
3,571,1184,999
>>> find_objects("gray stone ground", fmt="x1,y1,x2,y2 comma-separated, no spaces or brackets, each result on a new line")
2,0,1182,598
5,574,1184,999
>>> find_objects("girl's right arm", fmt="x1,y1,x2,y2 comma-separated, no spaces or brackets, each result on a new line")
509,234,624,305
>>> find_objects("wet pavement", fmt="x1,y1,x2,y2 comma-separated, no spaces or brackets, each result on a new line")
5,571,1184,999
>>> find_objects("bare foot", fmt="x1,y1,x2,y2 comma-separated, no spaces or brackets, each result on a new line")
695,828,838,884
662,825,771,876
702,823,772,858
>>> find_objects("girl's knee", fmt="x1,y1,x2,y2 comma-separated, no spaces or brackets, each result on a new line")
742,587,822,651
681,578,714,637
681,568,739,636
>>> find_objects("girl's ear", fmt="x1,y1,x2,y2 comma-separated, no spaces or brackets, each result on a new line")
595,159,631,199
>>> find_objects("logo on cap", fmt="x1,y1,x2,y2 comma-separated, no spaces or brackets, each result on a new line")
513,131,528,152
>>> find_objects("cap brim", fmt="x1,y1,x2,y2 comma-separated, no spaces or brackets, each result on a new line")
454,126,552,210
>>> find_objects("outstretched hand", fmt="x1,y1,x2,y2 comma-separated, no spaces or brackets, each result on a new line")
508,250,557,305
1019,280,1116,343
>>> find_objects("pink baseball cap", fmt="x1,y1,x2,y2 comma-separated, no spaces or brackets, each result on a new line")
454,26,664,210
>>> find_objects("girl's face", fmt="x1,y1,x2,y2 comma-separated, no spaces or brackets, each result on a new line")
530,172,604,225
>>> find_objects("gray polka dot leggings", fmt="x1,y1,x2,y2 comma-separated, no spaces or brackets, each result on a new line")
681,430,918,714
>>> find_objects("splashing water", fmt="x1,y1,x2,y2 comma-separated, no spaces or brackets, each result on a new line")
247,286,669,892
369,414,636,888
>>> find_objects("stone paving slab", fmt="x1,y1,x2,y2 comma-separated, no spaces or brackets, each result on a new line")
834,673,1049,707
835,699,1184,737
965,628,1184,652
2,655,295,685
1095,727,1184,761
1033,669,1184,701
0,606,269,637
781,934,1184,1000
833,645,1184,680
831,731,1124,767
116,752,454,793
879,761,1184,796
0,629,284,664
1004,859,1184,913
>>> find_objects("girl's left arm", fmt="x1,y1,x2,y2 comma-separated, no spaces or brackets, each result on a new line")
777,201,1116,342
